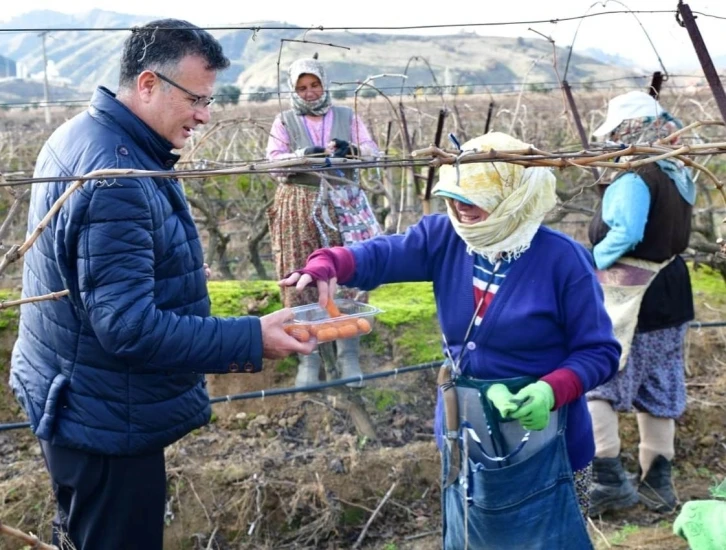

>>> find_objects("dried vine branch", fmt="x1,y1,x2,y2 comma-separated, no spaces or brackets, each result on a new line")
0,290,70,310
411,140,726,204
3,128,726,308
0,520,58,550
351,481,397,549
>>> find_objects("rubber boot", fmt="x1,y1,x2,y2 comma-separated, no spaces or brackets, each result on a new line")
336,336,364,388
295,351,321,388
588,456,639,516
638,455,677,512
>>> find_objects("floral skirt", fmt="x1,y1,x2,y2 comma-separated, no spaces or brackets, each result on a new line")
574,463,593,518
586,324,688,418
267,182,377,308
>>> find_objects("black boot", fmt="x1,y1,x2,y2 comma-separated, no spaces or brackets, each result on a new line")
638,455,677,512
588,456,639,516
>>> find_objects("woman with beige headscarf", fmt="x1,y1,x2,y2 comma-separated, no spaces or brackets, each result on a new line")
281,132,620,549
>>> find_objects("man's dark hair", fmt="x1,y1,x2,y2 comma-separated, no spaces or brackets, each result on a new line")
118,19,230,90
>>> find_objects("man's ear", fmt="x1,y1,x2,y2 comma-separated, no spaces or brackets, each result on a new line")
137,70,157,104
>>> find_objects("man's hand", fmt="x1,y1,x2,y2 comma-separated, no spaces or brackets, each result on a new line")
259,308,317,359
509,381,555,431
203,263,211,280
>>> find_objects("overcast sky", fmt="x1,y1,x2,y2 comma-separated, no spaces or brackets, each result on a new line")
1,0,725,70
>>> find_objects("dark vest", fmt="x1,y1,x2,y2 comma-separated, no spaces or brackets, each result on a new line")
281,106,355,187
589,162,694,332
589,162,692,262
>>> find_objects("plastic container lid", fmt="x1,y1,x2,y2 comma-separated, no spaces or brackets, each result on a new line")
284,299,382,343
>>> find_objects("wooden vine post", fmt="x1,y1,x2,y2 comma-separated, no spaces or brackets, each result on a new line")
422,108,448,215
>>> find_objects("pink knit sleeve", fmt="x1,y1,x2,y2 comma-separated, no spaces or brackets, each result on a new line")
266,115,294,160
297,247,356,285
541,368,584,410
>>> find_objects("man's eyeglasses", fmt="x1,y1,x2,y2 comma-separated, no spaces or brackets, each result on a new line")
153,71,215,108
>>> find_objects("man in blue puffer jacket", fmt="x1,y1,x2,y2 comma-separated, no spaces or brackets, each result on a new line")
10,19,316,550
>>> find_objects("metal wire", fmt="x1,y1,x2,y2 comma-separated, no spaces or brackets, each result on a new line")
0,360,444,433
0,10,690,34
2,314,726,436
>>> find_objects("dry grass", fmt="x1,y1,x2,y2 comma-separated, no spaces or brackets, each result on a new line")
1,323,724,549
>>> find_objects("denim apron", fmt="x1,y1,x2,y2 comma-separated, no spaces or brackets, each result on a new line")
441,376,593,550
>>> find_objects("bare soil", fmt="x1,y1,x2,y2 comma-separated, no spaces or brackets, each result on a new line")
2,298,726,550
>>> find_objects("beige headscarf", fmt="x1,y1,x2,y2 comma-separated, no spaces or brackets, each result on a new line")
432,132,557,263
287,57,332,116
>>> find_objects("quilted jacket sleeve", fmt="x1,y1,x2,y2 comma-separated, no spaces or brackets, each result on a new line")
76,179,262,374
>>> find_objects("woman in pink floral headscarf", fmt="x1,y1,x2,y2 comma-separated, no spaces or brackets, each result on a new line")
265,56,381,387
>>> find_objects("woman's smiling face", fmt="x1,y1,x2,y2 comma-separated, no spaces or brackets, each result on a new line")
295,74,324,102
452,199,490,225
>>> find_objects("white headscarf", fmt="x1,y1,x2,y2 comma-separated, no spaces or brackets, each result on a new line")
287,58,332,116
432,132,557,263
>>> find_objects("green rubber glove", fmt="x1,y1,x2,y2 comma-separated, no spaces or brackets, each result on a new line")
509,381,555,431
486,383,519,418
673,500,726,550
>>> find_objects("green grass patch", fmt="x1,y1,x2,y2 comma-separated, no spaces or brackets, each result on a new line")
365,387,402,412
206,280,442,364
365,282,441,364
207,280,439,327
689,262,726,304
360,330,389,357
609,523,640,545
369,282,436,327
274,355,298,375
393,318,442,365
208,280,283,317
341,504,366,526
0,291,20,331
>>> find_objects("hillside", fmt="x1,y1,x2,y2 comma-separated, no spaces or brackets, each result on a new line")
0,9,645,103
235,31,642,94
0,79,84,106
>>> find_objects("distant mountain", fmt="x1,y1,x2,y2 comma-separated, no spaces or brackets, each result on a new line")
0,9,155,94
0,10,644,103
235,32,643,95
580,48,640,69
0,78,81,105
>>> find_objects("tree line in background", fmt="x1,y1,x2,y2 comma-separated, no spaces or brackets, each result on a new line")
213,84,489,106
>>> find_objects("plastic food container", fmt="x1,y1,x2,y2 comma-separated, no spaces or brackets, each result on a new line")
283,299,381,343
